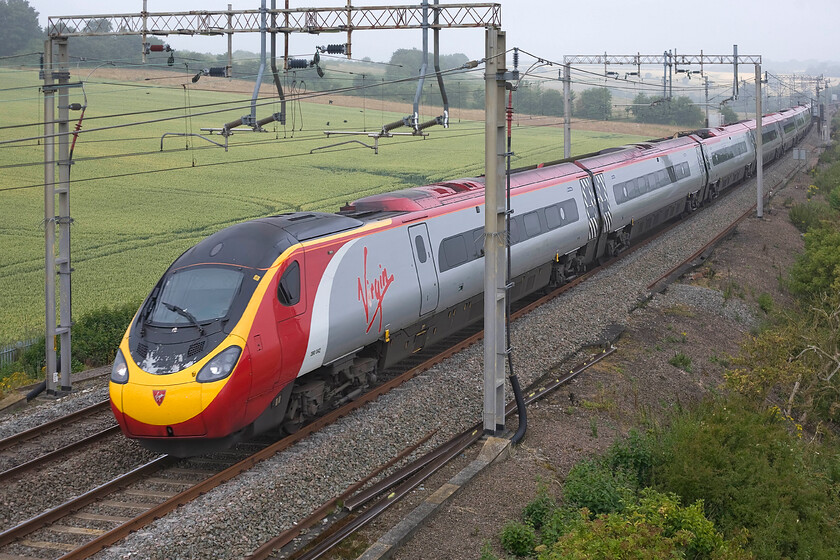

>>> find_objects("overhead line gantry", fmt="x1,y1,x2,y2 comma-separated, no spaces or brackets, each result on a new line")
561,47,768,230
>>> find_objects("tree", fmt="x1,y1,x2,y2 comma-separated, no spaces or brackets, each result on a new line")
576,87,612,120
629,93,704,127
720,104,739,125
0,0,43,57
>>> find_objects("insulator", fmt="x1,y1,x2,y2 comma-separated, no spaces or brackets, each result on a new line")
326,44,345,54
167,52,174,67
288,58,308,69
208,67,227,77
513,48,519,71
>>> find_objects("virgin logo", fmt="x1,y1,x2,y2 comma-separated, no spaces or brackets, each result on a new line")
357,247,395,334
153,390,166,406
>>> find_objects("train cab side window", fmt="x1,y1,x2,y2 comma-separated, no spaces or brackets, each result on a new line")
414,235,427,263
277,261,301,306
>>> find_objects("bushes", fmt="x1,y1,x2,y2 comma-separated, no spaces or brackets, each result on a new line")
562,459,635,516
726,289,840,427
651,397,840,560
71,303,137,367
0,303,137,395
538,490,751,560
499,521,536,557
489,399,840,560
788,200,835,233
493,432,749,559
788,224,840,297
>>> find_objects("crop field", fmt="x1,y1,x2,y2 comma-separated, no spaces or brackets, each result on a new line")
0,66,649,345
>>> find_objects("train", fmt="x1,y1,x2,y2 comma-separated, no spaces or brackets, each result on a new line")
109,104,812,456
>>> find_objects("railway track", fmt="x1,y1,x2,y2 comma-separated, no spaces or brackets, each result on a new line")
0,401,117,484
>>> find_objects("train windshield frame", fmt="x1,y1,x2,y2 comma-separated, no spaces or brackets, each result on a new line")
148,266,245,325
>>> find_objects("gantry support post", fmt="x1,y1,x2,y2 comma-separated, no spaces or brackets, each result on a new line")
563,63,571,158
56,38,72,392
483,28,506,435
756,64,764,219
42,37,73,395
43,38,57,395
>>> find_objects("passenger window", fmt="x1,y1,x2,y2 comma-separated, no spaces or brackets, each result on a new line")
414,235,427,263
471,227,485,258
442,236,468,268
524,211,541,238
277,261,301,306
546,205,562,229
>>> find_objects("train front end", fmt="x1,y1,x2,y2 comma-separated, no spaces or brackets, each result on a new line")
109,218,300,457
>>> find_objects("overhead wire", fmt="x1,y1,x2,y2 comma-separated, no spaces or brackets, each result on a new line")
0,62,487,138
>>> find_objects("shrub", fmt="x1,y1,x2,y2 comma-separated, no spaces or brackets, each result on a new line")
523,483,557,530
829,185,840,211
651,397,840,559
536,493,752,560
814,160,840,196
787,201,835,233
756,293,773,314
70,303,137,367
788,224,840,297
19,335,47,376
0,370,39,397
479,541,499,560
499,520,536,557
539,506,584,547
605,429,654,487
563,459,634,516
668,352,692,372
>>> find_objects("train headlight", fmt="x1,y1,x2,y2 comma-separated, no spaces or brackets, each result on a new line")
111,349,129,384
196,346,242,383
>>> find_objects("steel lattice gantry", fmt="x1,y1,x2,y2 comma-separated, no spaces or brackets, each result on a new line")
563,53,761,65
47,3,501,37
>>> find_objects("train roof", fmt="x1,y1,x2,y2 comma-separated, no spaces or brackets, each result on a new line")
340,180,485,214
340,160,586,217
172,213,363,270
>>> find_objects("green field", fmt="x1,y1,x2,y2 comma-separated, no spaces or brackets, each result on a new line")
0,67,648,345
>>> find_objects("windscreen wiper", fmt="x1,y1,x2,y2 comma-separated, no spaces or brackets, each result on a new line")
162,302,206,336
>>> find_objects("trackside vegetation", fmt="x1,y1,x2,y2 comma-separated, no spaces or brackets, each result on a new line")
484,399,840,560
483,119,840,559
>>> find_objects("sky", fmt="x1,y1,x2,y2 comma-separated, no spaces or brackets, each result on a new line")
29,0,839,67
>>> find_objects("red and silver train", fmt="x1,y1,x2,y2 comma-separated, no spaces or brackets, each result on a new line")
110,105,811,456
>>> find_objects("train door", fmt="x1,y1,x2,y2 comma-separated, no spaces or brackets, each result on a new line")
407,224,439,316
695,145,709,196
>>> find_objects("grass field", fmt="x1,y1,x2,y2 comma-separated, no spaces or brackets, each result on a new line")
0,66,649,345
